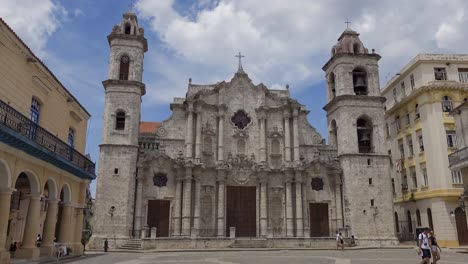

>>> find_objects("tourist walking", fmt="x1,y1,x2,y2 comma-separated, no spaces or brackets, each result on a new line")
36,234,42,247
429,231,441,264
418,227,431,264
336,232,344,251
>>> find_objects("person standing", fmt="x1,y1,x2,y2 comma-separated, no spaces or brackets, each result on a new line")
429,231,441,264
418,227,431,264
104,238,109,252
36,234,42,247
9,242,17,258
336,232,344,251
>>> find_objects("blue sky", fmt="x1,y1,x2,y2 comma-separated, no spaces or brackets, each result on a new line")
2,0,468,195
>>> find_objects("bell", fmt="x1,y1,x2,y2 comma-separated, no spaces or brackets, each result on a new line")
360,133,370,142
354,75,367,89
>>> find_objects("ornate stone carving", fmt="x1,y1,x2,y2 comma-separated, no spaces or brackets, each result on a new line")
268,126,283,138
202,122,216,135
230,109,252,130
156,126,167,137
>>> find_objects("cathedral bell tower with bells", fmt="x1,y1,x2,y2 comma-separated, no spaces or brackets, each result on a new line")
92,10,148,247
322,24,397,245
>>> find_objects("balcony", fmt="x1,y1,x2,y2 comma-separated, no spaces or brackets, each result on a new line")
0,99,95,180
449,146,468,169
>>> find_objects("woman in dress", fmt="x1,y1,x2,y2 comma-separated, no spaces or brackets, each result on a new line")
429,231,441,264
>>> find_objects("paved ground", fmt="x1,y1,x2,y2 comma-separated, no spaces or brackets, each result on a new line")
51,249,468,264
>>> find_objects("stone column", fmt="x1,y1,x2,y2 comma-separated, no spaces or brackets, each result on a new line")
193,178,202,236
195,109,203,163
185,103,194,158
0,190,11,255
293,108,300,161
283,109,291,162
16,195,41,259
73,208,84,254
334,174,343,230
58,203,74,243
216,171,226,237
285,174,294,237
259,176,267,237
259,112,267,162
182,167,193,236
41,199,59,255
295,171,304,237
217,112,224,161
134,169,144,237
173,176,183,236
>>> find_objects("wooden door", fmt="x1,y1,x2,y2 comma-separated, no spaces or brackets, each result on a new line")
147,200,170,237
455,207,468,245
309,203,329,237
226,186,256,237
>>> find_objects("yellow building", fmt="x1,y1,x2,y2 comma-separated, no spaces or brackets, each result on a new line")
449,100,468,245
382,54,468,246
0,18,95,263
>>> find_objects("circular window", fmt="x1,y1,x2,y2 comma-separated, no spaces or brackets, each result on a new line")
311,177,324,191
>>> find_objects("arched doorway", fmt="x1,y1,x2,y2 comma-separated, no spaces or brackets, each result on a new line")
8,171,41,253
55,185,71,243
0,159,12,253
455,207,468,245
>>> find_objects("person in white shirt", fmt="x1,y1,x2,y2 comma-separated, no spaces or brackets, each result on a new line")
418,227,431,264
336,232,344,251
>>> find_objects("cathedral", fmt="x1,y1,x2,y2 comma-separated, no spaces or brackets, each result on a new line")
90,11,397,249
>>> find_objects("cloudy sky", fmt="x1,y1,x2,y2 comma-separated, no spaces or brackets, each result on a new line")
1,0,468,194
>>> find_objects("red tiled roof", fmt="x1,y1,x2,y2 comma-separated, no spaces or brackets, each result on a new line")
139,122,162,133
0,18,91,117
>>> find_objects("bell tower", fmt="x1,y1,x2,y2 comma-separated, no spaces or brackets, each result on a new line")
323,26,397,245
92,10,148,247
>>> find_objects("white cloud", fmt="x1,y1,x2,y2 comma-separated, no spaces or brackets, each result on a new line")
0,0,66,57
136,0,468,103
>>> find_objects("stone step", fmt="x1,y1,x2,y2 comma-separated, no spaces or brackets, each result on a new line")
230,239,268,248
118,239,143,250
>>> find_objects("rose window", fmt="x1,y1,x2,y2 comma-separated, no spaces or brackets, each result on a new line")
231,110,251,130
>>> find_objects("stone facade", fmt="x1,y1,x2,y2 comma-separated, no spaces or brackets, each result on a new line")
91,15,398,249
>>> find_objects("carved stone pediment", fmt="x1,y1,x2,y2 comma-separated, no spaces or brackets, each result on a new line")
233,131,249,138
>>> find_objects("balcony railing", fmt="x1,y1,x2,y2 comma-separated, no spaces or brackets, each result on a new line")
449,146,468,168
0,99,95,175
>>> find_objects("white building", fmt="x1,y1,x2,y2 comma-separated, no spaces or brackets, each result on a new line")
382,54,468,246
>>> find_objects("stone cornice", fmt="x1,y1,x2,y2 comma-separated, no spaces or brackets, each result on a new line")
102,79,146,95
107,33,148,52
323,95,386,112
322,53,381,72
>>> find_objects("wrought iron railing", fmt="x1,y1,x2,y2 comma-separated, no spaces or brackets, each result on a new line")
449,146,468,167
0,99,95,174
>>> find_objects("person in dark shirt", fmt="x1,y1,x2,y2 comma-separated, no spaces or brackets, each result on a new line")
429,231,441,264
9,242,17,258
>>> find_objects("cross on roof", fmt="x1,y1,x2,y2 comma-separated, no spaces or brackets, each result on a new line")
345,19,351,29
128,0,135,12
235,52,245,72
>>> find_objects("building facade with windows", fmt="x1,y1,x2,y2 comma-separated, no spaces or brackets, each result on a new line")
90,13,397,250
0,18,95,263
449,100,468,245
382,54,468,246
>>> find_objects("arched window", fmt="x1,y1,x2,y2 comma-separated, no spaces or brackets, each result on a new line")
407,210,413,233
427,208,434,231
119,55,130,80
357,118,372,153
353,43,360,54
416,209,421,226
124,23,131,35
352,68,368,95
115,111,126,130
330,120,338,147
271,139,280,154
237,139,245,155
394,212,400,233
329,72,336,99
441,96,452,112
